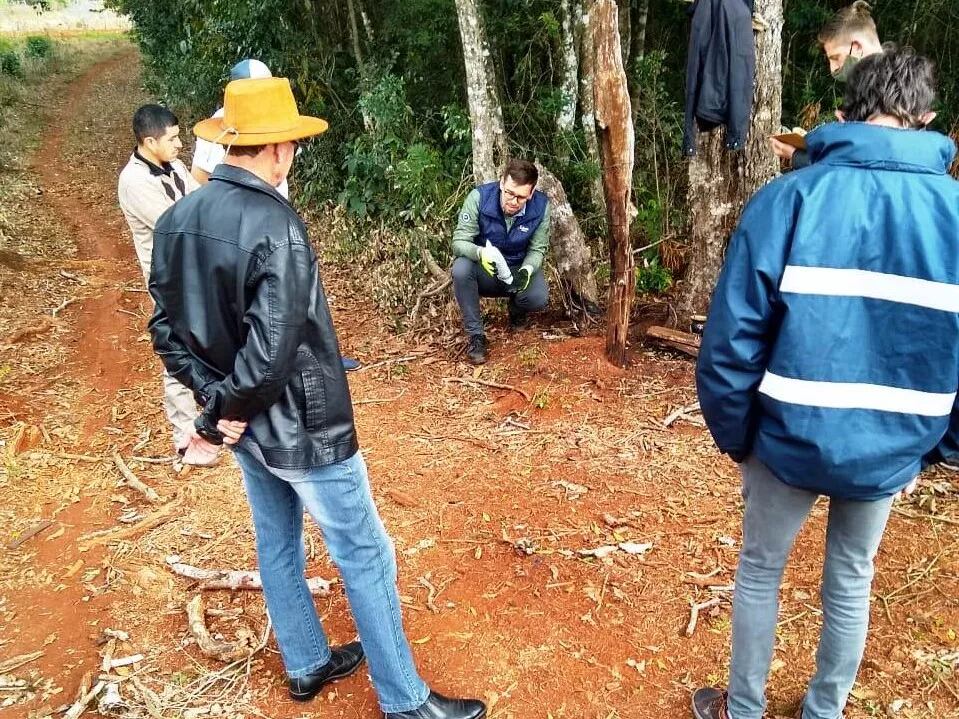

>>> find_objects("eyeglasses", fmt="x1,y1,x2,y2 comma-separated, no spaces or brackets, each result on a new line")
501,187,532,203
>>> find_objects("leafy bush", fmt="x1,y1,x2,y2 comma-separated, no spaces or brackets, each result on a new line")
25,36,54,60
0,40,22,78
635,259,673,295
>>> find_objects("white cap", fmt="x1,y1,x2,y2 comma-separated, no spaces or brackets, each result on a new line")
229,59,272,81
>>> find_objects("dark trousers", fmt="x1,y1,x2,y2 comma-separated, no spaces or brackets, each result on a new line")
451,256,548,336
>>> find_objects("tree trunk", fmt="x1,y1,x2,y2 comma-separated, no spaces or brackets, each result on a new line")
556,0,579,151
616,0,631,68
577,0,606,216
454,0,508,183
676,0,783,323
536,166,601,314
455,0,599,311
628,0,649,126
592,0,635,366
345,0,364,66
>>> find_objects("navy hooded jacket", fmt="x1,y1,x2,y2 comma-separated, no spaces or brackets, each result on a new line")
682,0,755,156
696,122,959,499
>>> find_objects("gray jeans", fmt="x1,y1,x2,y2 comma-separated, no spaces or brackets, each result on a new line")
451,256,548,336
728,456,894,719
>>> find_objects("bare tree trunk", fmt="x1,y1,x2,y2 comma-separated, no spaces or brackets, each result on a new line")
592,0,635,366
556,0,579,150
628,0,649,127
616,0,631,68
454,0,508,182
676,0,783,323
355,0,374,42
577,0,606,216
536,166,601,313
345,0,364,66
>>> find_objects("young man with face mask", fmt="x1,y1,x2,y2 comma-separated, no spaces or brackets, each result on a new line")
692,47,959,719
770,1,883,168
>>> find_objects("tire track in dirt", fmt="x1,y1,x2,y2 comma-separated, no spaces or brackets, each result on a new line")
34,48,152,434
1,47,154,719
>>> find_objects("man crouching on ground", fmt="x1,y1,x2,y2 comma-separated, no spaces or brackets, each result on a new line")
451,159,550,365
693,47,959,719
148,77,486,719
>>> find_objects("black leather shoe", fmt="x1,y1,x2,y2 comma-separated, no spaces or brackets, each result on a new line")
288,642,365,701
384,691,486,719
466,334,488,365
508,308,530,331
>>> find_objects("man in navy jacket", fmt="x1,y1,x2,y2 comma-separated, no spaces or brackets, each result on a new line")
693,48,959,719
450,159,551,364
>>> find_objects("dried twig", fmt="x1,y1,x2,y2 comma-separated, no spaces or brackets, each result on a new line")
356,355,424,372
79,494,182,548
663,401,702,428
685,597,723,637
113,451,160,503
6,520,55,549
64,680,105,719
891,507,959,527
185,595,258,663
51,297,79,317
443,376,531,402
355,389,408,405
0,651,43,674
166,558,334,595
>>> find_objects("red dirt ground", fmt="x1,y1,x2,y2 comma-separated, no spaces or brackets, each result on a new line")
0,39,957,719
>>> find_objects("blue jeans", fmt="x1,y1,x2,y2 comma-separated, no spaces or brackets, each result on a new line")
727,456,894,719
233,447,430,713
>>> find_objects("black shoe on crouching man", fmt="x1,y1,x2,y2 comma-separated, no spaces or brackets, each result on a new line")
466,334,488,365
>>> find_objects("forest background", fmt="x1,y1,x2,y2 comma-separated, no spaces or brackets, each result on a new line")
102,0,959,325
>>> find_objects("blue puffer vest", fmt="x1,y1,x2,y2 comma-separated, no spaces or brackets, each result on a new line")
475,181,547,265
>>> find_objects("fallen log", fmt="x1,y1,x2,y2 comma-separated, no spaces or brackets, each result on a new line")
645,325,701,358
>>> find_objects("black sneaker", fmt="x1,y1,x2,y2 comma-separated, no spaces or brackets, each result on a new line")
288,642,365,701
466,334,488,365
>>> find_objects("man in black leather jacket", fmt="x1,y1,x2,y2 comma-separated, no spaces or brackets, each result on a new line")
148,77,486,719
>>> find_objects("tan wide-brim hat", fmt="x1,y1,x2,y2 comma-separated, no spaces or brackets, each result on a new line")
194,77,329,146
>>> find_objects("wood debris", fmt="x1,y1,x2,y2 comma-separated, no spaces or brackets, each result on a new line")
185,595,258,663
166,556,334,595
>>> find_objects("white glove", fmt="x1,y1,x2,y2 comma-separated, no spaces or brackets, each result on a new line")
480,241,512,284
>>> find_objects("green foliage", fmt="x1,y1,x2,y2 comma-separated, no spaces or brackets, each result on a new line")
0,39,23,78
635,259,673,295
110,0,959,317
25,36,54,59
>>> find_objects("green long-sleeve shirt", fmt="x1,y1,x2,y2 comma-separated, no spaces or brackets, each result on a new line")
451,188,551,272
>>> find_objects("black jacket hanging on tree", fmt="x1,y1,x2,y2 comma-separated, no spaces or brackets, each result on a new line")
682,0,755,156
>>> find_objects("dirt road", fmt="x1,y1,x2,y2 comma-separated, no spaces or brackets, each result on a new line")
1,39,957,719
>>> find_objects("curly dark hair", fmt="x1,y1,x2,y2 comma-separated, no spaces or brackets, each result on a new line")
841,46,936,128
